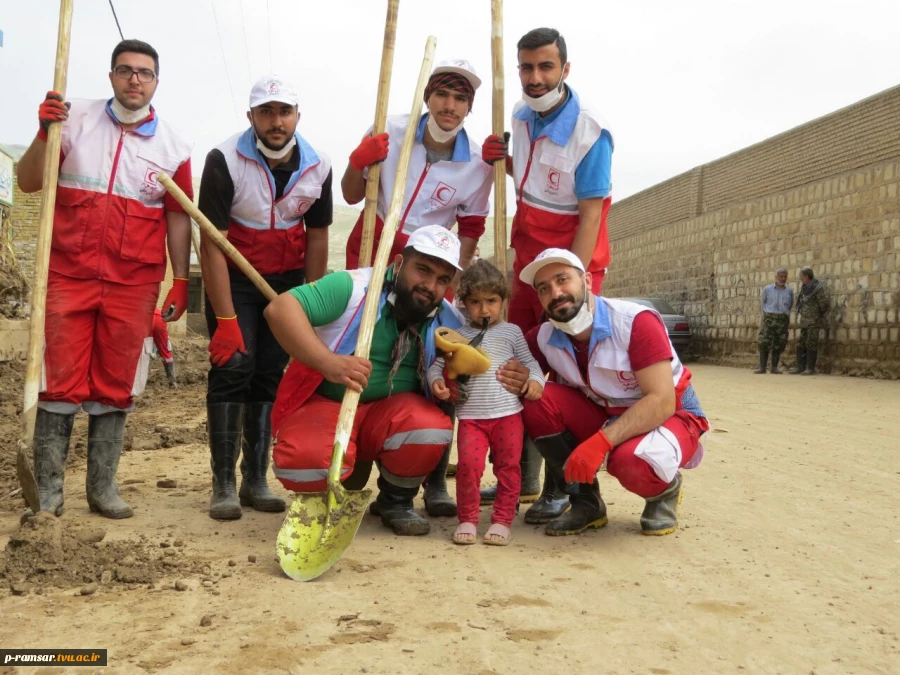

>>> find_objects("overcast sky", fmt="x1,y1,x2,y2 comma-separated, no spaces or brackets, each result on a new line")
2,0,898,208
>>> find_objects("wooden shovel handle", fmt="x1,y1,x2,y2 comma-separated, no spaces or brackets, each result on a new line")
491,0,508,275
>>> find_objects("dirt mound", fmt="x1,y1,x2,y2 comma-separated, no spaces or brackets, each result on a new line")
0,512,202,594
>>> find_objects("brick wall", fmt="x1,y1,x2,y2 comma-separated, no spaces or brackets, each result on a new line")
9,162,41,280
605,85,900,378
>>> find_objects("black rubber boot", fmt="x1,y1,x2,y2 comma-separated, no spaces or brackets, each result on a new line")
640,473,683,535
164,362,177,388
343,460,374,491
770,350,783,374
238,402,285,512
423,446,457,517
481,437,545,505
754,350,769,374
208,402,244,521
802,350,818,375
523,432,576,525
32,409,75,516
85,412,133,519
790,347,807,374
372,476,430,536
545,479,608,536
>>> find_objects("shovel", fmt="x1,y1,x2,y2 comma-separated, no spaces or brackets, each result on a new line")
277,34,438,582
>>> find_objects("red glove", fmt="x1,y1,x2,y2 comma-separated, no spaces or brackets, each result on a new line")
442,365,469,406
37,91,70,141
349,133,390,171
564,430,614,484
481,132,510,165
161,278,189,322
209,316,246,367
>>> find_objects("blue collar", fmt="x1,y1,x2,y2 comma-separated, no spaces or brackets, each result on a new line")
414,114,471,162
235,127,320,196
546,295,611,356
513,85,581,146
104,99,158,136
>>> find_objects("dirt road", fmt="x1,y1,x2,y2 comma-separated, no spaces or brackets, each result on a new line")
1,338,898,674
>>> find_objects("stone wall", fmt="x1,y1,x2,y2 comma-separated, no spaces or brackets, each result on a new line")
605,86,900,378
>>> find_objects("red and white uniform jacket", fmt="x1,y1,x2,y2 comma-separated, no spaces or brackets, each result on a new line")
510,89,611,276
54,99,193,285
218,129,331,275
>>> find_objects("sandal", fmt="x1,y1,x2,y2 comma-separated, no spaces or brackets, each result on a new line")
483,523,511,546
453,522,477,545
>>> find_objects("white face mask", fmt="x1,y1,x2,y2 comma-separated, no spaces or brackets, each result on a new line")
426,113,464,144
256,135,296,160
548,286,593,336
521,73,566,113
110,97,151,125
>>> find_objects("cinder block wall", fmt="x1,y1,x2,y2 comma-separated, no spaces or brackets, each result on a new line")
605,86,900,378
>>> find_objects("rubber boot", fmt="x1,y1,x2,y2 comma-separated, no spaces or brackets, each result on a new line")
372,476,430,536
754,350,768,374
481,437,544,505
343,460,374,491
790,347,807,374
85,412,133,519
523,432,576,525
545,479,608,536
770,349,783,374
423,446,457,517
31,409,75,516
802,350,818,375
640,473,683,535
238,402,286,512
208,402,244,521
164,362,177,388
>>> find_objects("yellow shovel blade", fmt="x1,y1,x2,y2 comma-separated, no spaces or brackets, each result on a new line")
276,488,372,582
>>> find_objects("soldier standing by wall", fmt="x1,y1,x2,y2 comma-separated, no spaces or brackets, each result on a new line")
755,268,793,374
792,267,829,375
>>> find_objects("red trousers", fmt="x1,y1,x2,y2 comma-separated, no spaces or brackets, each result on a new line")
508,269,605,334
150,310,173,363
456,415,524,527
40,273,158,414
522,383,707,498
345,213,408,270
272,392,453,492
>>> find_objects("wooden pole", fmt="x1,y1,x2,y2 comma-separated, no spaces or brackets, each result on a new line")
491,0,507,276
328,36,437,489
158,174,276,301
18,0,75,513
358,0,400,268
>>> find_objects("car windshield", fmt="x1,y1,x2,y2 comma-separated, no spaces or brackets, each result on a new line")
620,298,678,314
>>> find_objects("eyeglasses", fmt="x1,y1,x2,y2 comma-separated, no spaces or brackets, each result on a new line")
113,66,157,83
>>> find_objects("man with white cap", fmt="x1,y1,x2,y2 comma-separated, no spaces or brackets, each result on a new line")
264,225,465,536
504,248,708,536
198,74,333,520
341,59,492,274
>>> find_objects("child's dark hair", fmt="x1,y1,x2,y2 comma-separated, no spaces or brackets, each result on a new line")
458,259,509,301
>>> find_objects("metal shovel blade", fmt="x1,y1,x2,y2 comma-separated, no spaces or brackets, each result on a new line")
16,440,40,513
276,486,372,582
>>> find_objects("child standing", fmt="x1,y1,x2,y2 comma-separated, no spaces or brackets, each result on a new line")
428,260,545,545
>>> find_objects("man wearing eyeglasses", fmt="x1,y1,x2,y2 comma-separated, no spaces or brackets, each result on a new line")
16,39,193,520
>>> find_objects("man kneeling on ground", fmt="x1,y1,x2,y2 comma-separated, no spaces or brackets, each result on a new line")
264,225,465,535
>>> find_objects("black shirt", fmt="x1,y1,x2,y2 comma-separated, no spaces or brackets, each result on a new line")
198,145,333,231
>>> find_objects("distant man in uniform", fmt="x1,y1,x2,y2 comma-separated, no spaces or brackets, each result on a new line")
755,268,793,374
792,267,829,376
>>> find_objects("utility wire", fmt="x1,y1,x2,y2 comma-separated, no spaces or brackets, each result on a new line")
211,1,242,124
108,0,125,40
238,0,253,83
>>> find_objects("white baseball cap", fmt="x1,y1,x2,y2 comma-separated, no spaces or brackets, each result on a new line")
431,59,482,90
249,75,298,108
519,248,585,286
406,225,462,271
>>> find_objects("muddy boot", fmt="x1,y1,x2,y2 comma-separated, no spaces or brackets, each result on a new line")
754,350,769,374
770,350,783,374
85,412,133,519
208,402,243,521
238,402,285,512
164,362,177,388
545,479,608,536
524,432,576,525
31,409,75,516
480,437,543,504
802,350,818,375
790,347,807,374
640,473,683,535
423,446,456,517
372,476,430,536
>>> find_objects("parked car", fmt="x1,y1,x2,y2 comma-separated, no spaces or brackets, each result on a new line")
618,298,692,357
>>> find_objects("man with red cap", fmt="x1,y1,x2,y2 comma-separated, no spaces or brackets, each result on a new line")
16,39,193,519
198,74,332,521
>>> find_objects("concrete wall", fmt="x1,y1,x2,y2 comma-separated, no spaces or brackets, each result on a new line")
605,86,900,378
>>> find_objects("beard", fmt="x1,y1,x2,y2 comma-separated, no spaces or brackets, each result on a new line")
546,290,585,322
392,274,439,324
